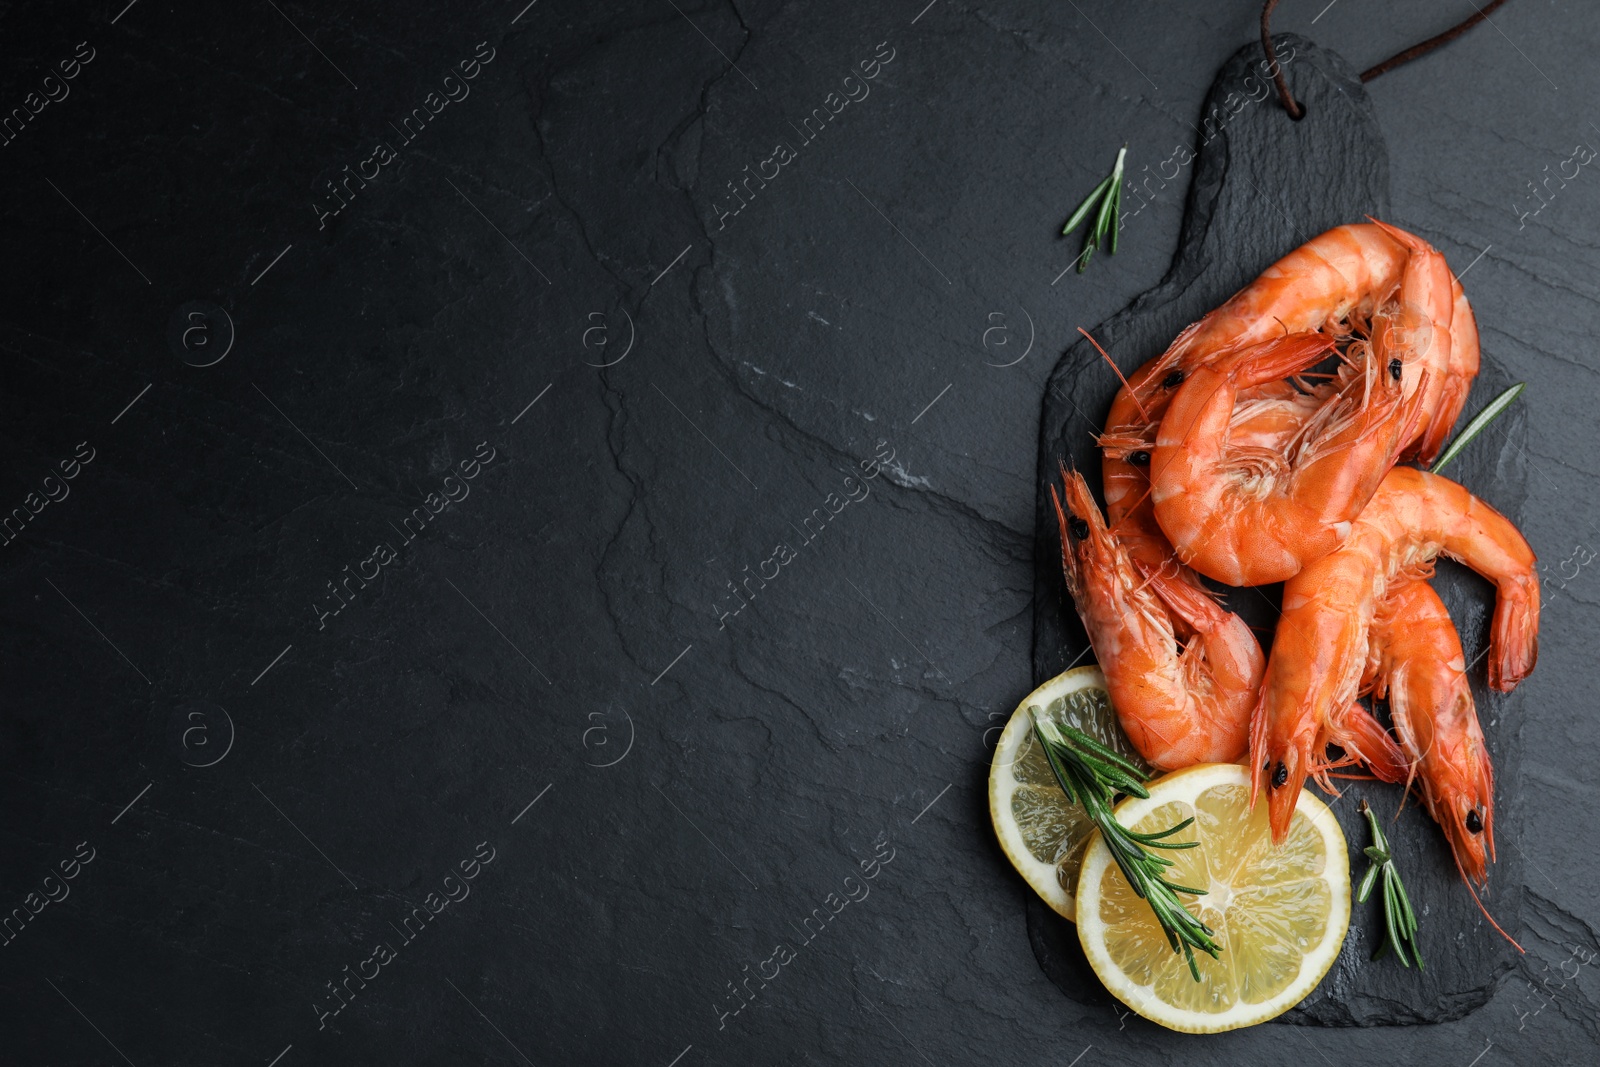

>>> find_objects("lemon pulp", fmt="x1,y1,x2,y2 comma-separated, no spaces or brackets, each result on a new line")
1076,764,1349,1033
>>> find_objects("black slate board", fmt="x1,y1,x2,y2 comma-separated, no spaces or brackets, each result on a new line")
1028,34,1529,1026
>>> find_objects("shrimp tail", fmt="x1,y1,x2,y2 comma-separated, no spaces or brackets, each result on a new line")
1364,216,1427,255
1488,577,1540,691
1413,368,1472,464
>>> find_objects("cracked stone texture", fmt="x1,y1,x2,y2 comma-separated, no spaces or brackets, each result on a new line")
0,2,1597,1065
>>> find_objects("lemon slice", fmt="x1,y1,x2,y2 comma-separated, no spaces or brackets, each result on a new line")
1076,763,1349,1033
989,666,1146,920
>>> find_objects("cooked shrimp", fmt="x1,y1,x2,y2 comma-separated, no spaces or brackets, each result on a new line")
1099,333,1327,579
1367,577,1522,948
1098,332,1351,663
1095,339,1305,670
1366,578,1495,884
1150,330,1426,585
1163,223,1404,356
1053,467,1263,771
1253,466,1540,842
1365,219,1469,462
1161,220,1475,461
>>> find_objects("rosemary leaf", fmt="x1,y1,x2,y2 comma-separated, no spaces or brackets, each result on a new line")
1109,181,1122,255
1063,175,1114,235
1430,382,1525,474
1128,819,1199,845
1066,726,1146,780
1091,171,1117,239
1029,711,1219,982
1380,876,1410,967
1356,858,1380,903
1063,146,1127,274
1358,799,1424,969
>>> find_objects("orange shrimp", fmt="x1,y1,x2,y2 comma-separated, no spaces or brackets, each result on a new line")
1367,577,1521,949
1366,578,1495,884
1052,467,1262,771
1099,333,1329,579
1150,329,1426,585
1162,220,1475,462
1364,219,1473,462
1165,223,1410,358
1094,340,1312,701
1097,333,1347,674
1253,467,1539,843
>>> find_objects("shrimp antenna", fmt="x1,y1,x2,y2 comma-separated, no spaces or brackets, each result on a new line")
1453,850,1524,954
1079,327,1151,422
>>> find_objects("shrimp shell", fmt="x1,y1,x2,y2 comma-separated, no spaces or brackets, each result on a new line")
1053,467,1263,771
1367,578,1496,885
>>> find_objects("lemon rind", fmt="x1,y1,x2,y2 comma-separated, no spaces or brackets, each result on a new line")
988,666,1111,921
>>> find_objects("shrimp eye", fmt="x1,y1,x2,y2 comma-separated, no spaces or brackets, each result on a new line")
1270,761,1288,788
1388,357,1403,380
1068,515,1090,540
1162,370,1185,388
1128,450,1151,466
1465,808,1484,834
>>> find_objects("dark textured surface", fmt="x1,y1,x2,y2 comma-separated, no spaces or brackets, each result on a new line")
1,2,1597,1064
1030,34,1530,1028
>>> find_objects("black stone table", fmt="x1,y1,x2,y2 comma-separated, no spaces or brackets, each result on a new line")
2,2,1597,1064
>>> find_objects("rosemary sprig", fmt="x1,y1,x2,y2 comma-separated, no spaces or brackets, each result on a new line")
1062,145,1127,273
1429,382,1525,474
1030,712,1221,980
1357,799,1424,970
